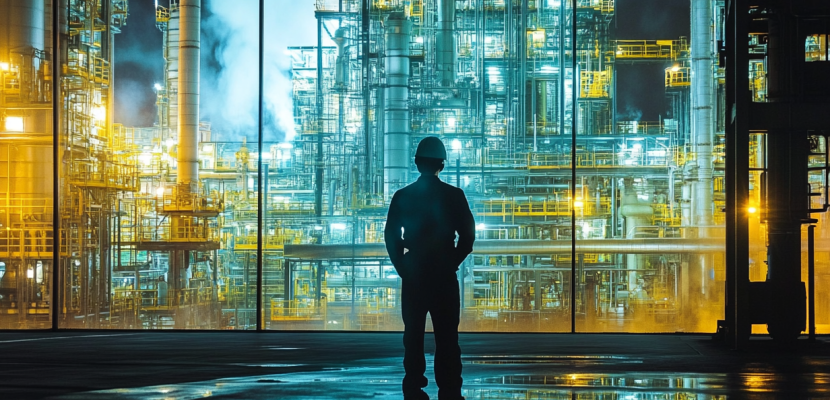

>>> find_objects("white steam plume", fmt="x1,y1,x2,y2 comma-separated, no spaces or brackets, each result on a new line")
201,0,316,142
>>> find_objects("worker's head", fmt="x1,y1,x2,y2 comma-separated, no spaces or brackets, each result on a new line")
414,137,447,175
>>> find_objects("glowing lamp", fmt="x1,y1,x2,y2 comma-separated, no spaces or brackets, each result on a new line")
0,62,9,71
476,223,486,231
330,223,347,231
671,65,680,72
154,83,163,91
91,106,106,121
574,200,584,208
156,186,165,197
4,116,24,132
748,206,757,214
451,139,462,151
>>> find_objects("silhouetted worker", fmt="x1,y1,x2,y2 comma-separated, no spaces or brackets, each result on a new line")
385,136,475,400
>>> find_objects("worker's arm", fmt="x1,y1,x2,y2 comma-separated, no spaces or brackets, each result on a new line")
384,192,406,272
452,189,476,268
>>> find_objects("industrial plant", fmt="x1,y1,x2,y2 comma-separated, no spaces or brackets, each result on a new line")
0,0,826,337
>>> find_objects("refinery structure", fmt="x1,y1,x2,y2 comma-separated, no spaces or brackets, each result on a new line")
0,0,826,334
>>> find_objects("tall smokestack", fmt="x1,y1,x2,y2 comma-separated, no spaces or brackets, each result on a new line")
177,0,200,188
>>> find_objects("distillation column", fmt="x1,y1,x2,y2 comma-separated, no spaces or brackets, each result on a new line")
177,0,199,190
619,181,652,292
436,0,455,87
165,3,180,131
691,0,714,226
383,13,412,196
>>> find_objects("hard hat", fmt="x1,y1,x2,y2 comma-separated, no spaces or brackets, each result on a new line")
414,136,447,160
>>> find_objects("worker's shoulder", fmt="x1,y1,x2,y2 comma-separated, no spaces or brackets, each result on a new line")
436,179,466,196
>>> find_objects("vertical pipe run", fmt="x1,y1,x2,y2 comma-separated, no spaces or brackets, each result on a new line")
436,0,456,87
316,16,324,218
570,0,576,333
383,13,412,197
808,224,816,341
691,0,713,226
50,0,60,330
176,0,200,188
256,0,265,331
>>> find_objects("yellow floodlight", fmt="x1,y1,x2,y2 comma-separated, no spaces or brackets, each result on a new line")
4,116,24,132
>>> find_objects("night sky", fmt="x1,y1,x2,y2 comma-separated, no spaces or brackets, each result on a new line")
113,1,689,132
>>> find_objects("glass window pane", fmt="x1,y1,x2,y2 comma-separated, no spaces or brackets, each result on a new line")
575,1,725,332
58,0,259,329
0,0,54,329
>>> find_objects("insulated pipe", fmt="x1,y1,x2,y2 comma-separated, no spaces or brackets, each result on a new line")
177,0,200,188
383,13,412,197
284,238,726,259
166,3,180,130
691,0,714,227
436,0,456,87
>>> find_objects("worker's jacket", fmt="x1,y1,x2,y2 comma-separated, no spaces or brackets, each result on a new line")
384,174,476,280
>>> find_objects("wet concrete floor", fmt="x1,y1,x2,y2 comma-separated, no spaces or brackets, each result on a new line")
0,332,827,399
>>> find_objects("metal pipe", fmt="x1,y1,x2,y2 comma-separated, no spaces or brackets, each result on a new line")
176,0,200,187
284,238,726,259
436,0,455,87
383,13,412,196
691,0,713,226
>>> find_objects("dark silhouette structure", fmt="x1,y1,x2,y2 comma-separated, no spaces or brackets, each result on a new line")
385,137,475,400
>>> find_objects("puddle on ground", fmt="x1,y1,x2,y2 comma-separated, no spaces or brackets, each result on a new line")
54,370,830,399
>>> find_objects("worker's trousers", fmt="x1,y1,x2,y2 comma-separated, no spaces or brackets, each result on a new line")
401,274,463,398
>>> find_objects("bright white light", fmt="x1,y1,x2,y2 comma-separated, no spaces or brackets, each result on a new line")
451,139,462,151
4,116,23,132
314,225,324,231
91,106,106,121
671,65,680,72
165,138,176,148
447,117,457,127
139,153,153,165
476,223,486,231
278,142,293,149
416,37,424,44
261,152,272,160
386,274,400,279
0,62,9,71
574,200,584,208
154,83,163,91
330,223,347,230
273,196,285,202
26,268,33,279
748,206,757,214
632,143,642,150
156,186,165,197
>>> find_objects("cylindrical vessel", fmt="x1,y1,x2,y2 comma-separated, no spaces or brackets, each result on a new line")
177,0,200,187
383,13,412,196
436,0,455,87
691,0,713,227
333,27,349,89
